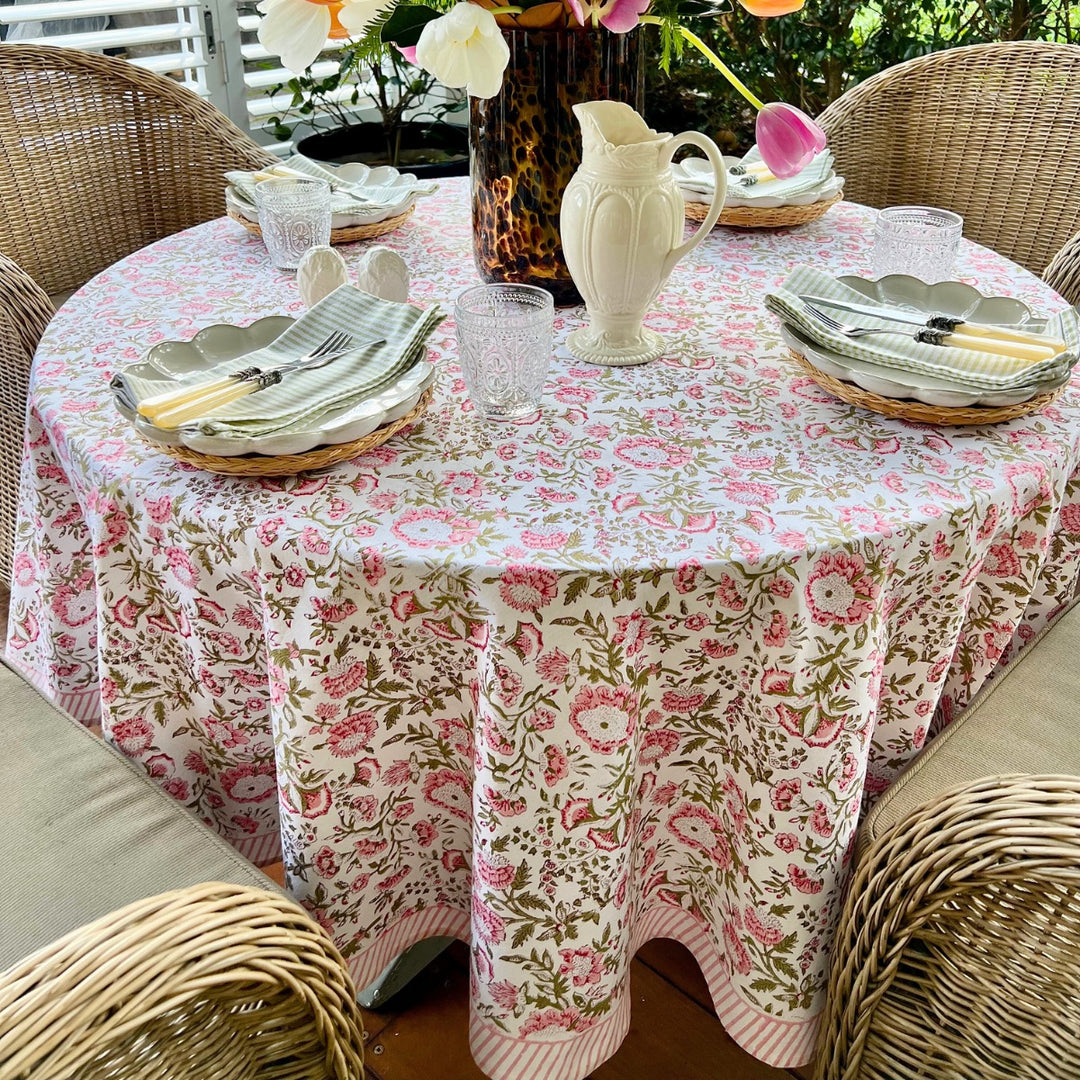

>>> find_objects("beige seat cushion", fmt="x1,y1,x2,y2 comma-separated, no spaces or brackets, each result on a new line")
862,600,1080,854
1,659,275,972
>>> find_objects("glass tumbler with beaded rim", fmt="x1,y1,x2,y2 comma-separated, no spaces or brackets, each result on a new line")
873,205,964,283
254,177,332,271
454,284,555,421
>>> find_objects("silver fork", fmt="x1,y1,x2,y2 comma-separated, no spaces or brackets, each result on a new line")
144,331,378,429
224,330,365,393
801,302,1054,363
139,330,356,420
801,303,942,343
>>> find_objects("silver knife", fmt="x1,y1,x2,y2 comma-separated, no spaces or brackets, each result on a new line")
800,294,1066,352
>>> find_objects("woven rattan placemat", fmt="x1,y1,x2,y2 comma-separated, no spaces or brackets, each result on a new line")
140,387,432,475
685,193,842,230
787,350,1063,425
227,204,414,245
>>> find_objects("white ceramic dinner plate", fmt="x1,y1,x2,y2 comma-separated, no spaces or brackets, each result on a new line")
226,162,418,228
112,316,436,457
780,278,1065,408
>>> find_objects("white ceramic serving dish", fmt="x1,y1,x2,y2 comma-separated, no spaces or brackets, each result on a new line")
778,277,1067,407
226,162,418,228
112,316,436,457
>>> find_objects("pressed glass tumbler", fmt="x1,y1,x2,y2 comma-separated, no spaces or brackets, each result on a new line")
255,177,332,271
454,284,555,420
873,206,964,283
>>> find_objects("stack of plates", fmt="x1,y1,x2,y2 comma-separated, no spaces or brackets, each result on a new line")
779,275,1073,418
111,316,435,461
226,162,423,231
675,151,843,210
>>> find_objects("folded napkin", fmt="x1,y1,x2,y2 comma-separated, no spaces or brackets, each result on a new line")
766,266,1079,391
117,285,443,439
225,154,438,220
679,147,841,208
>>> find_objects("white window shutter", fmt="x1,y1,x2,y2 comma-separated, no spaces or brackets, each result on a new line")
0,0,403,154
0,0,217,100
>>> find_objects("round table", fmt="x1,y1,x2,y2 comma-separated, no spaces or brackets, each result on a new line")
9,176,1080,1078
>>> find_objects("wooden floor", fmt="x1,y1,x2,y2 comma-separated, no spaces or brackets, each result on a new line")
264,859,815,1080
4,571,813,1080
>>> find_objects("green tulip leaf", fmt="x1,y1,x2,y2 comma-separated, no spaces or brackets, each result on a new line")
381,4,441,46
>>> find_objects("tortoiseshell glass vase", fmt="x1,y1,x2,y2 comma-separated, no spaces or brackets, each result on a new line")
470,28,645,306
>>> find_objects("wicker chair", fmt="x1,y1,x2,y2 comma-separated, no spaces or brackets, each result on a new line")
1044,228,1080,306
0,45,275,298
0,255,54,586
1,659,366,1080
817,42,1080,289
0,883,366,1080
815,600,1080,1080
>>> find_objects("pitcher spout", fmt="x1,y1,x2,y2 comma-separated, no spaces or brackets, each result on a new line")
572,100,668,158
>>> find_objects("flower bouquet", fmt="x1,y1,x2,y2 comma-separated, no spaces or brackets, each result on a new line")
258,0,824,299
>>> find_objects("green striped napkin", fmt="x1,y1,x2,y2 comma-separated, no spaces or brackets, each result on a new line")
766,266,1079,391
121,285,443,439
225,154,438,219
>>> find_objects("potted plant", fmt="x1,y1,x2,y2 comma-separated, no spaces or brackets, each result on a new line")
261,34,469,176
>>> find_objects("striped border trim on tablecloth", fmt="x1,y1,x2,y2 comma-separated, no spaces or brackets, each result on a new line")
632,905,820,1068
468,903,819,1080
232,831,284,867
4,647,103,725
471,995,630,1080
342,904,470,990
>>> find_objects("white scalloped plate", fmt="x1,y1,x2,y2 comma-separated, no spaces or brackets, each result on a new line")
837,274,1047,328
779,277,1069,407
112,316,436,457
226,161,418,228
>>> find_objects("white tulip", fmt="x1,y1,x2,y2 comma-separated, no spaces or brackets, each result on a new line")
337,0,392,38
414,3,510,100
257,0,391,75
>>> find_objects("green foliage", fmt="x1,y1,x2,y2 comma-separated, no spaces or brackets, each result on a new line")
644,0,1080,154
263,45,465,164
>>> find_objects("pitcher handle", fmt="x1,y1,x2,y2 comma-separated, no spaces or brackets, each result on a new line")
660,131,728,274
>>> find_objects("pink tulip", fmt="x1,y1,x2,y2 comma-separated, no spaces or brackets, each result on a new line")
568,0,651,33
755,101,827,178
396,44,418,64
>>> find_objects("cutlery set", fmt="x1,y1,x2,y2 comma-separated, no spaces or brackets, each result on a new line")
138,330,377,430
799,295,1067,362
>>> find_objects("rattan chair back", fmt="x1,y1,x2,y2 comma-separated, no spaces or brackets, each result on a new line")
0,255,54,588
0,882,365,1080
0,45,275,297
1045,228,1080,305
817,42,1080,280
815,775,1080,1080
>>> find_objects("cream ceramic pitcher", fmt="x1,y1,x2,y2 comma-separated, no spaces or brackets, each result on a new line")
560,101,727,366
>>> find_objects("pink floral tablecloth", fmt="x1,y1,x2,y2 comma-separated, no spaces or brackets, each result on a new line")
9,177,1080,1077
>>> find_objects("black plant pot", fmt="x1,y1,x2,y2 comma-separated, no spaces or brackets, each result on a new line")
297,121,469,179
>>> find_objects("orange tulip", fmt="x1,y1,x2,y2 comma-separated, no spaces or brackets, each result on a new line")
326,2,350,38
736,0,806,15
516,2,570,28
472,0,572,29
